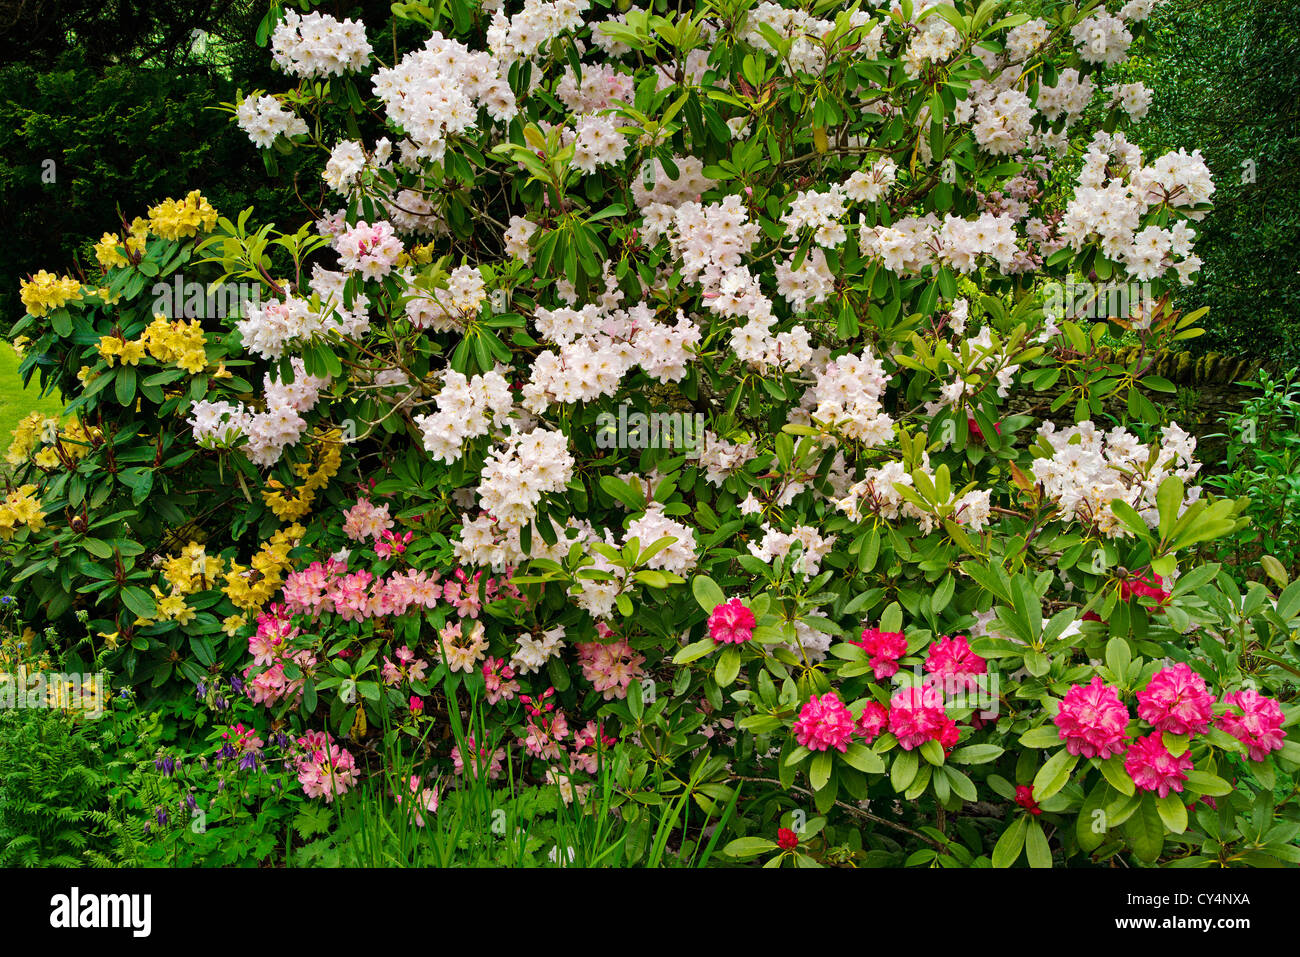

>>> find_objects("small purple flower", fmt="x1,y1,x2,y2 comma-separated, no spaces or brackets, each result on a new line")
155,806,169,826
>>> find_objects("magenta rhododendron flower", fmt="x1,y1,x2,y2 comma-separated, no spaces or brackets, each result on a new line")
793,692,857,753
888,684,957,752
1218,690,1287,761
1054,676,1131,759
1124,732,1193,796
923,635,987,692
777,828,799,850
855,701,889,743
1136,662,1215,735
708,598,756,644
855,626,908,679
1120,572,1171,605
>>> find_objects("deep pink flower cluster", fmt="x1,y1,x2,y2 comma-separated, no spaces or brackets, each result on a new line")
1124,732,1194,796
1218,690,1286,761
855,626,908,679
708,598,756,644
576,638,646,700
244,606,315,706
282,560,515,622
1054,676,1131,758
1120,573,1171,605
855,701,889,743
888,684,959,752
793,692,857,752
481,656,520,705
923,635,987,692
1136,663,1215,735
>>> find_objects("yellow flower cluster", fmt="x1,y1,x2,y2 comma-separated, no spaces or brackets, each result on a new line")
395,242,436,270
19,270,83,317
7,413,97,470
222,524,305,613
160,541,225,596
261,429,343,521
0,485,46,540
147,190,218,241
93,232,129,270
98,315,208,375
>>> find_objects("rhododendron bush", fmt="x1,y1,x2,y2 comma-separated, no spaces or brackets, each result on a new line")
7,0,1300,868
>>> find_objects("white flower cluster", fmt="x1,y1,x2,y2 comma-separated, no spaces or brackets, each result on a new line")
235,287,368,362
511,625,567,675
844,157,898,204
1031,420,1201,537
406,265,488,331
972,88,1036,156
1005,18,1050,62
861,211,1021,276
1071,11,1132,66
631,156,716,209
566,114,629,173
834,453,991,534
774,248,837,312
748,523,836,577
522,302,700,410
412,368,514,463
904,15,962,77
1108,82,1154,121
189,359,331,467
371,33,515,163
801,350,895,447
1036,69,1096,123
477,427,575,529
235,95,307,150
556,63,633,113
626,504,698,575
1060,132,1211,282
271,10,372,78
742,2,861,74
782,186,849,247
487,0,590,63
503,216,540,262
698,432,756,486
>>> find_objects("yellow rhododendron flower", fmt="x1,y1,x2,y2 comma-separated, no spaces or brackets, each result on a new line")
94,232,129,269
19,270,82,317
147,190,218,241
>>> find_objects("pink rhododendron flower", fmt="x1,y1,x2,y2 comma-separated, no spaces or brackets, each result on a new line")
481,656,520,705
793,692,856,753
1217,689,1286,761
888,684,957,752
1054,676,1130,758
1124,732,1193,796
708,598,756,644
924,635,987,692
292,730,358,802
1120,572,1170,605
855,701,889,743
577,638,646,700
855,626,908,680
1136,663,1215,735
1014,785,1041,815
777,828,799,850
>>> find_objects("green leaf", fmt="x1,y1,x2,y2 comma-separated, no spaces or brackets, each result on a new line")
891,748,919,793
715,645,741,687
809,750,833,791
1032,749,1078,801
841,742,885,774
992,815,1027,868
949,743,1004,764
1025,817,1052,869
1124,793,1165,863
724,836,778,860
692,575,727,613
1155,793,1187,834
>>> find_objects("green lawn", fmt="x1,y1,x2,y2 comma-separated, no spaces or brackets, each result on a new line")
0,342,64,454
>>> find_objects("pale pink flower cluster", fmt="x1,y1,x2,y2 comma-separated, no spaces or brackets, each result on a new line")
576,638,645,700
861,211,1021,276
235,294,363,361
1031,420,1201,536
453,735,505,779
439,619,489,672
556,63,634,113
235,94,308,149
334,220,403,280
697,431,756,486
292,729,358,802
903,15,961,77
748,524,836,577
566,114,629,173
271,10,372,78
342,497,395,541
972,88,1036,157
626,503,698,575
189,359,330,466
245,608,316,707
382,645,430,686
406,264,487,331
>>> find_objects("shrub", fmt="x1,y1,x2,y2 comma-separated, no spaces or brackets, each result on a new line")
4,0,1299,868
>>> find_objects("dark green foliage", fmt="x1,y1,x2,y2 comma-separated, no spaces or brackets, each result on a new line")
1137,0,1300,359
0,708,126,865
0,55,309,328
